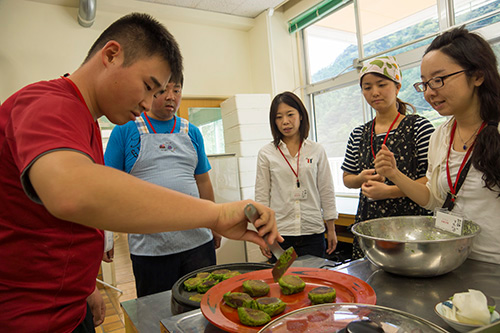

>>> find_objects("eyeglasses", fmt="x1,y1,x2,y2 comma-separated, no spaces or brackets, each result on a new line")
413,69,468,92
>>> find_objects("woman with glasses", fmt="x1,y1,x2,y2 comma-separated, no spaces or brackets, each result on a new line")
342,56,434,259
375,27,500,264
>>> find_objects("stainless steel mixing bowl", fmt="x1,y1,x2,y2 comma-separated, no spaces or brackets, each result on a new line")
351,216,481,277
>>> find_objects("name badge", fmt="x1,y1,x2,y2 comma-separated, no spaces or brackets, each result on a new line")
435,208,464,235
292,188,308,200
104,230,114,252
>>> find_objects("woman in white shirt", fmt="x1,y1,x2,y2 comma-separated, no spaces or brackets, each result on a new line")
375,27,500,264
255,91,338,262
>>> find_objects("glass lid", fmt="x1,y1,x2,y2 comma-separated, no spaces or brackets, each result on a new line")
258,303,448,333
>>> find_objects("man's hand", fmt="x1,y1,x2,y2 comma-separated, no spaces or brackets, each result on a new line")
212,200,282,249
259,246,272,259
87,286,105,327
212,231,222,249
102,248,114,263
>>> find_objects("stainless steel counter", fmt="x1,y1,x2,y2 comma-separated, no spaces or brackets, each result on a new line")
335,257,500,330
121,256,500,332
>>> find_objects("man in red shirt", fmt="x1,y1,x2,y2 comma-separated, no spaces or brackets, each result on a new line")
0,12,280,332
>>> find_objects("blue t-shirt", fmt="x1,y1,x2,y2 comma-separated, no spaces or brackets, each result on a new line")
104,114,211,175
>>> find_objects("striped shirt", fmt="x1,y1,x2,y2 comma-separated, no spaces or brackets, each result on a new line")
342,114,434,178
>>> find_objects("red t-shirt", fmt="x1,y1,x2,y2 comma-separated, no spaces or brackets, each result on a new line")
0,78,104,332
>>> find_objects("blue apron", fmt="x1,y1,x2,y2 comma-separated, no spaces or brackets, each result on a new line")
127,115,212,256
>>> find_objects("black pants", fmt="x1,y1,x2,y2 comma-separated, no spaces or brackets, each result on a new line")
72,303,95,333
131,240,216,297
269,233,326,263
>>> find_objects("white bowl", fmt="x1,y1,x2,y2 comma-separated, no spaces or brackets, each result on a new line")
435,302,500,332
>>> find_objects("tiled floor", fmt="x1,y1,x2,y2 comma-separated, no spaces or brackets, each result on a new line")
95,233,136,333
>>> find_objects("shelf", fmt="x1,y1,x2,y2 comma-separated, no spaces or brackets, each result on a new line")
334,213,354,243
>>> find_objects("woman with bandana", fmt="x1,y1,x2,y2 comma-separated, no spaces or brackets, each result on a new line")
342,56,434,259
375,27,500,264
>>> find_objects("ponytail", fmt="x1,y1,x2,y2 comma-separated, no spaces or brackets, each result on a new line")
396,97,416,115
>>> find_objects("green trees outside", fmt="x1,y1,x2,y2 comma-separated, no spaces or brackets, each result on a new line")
310,1,500,159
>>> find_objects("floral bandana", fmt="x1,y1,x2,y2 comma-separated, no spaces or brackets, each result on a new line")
360,55,402,85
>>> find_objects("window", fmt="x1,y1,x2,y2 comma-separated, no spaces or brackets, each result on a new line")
303,0,440,85
297,0,500,197
358,0,438,58
455,0,500,29
188,107,225,155
304,3,358,83
399,66,445,128
313,85,364,195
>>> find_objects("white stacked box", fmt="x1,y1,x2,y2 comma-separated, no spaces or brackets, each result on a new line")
238,156,258,172
221,94,273,262
239,186,255,201
222,107,270,129
239,170,257,188
225,139,270,156
224,124,271,142
220,94,271,116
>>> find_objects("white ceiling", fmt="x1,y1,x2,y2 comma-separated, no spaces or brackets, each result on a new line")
28,0,290,18
135,0,289,18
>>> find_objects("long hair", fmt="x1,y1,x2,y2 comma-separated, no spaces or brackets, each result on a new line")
425,26,500,193
83,13,183,83
269,92,310,147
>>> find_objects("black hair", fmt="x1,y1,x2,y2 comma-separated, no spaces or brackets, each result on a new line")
425,26,500,193
170,73,184,88
269,92,310,147
83,13,183,83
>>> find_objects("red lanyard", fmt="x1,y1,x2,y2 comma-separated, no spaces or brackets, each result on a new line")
370,113,400,160
446,120,486,201
278,142,302,188
143,113,176,134
62,76,103,156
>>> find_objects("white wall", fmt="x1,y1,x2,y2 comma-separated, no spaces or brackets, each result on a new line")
0,0,95,100
0,0,300,102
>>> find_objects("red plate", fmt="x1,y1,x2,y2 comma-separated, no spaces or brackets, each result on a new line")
200,267,376,333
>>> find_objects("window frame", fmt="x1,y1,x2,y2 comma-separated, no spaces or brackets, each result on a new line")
298,0,500,198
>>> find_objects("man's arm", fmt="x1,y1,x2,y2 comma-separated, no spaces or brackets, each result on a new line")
87,286,105,327
194,172,215,202
195,172,221,248
28,150,282,247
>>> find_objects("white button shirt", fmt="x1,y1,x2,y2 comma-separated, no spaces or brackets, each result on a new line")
255,139,338,236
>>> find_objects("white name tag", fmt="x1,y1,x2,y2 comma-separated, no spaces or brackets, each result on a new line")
292,188,308,200
435,209,463,235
